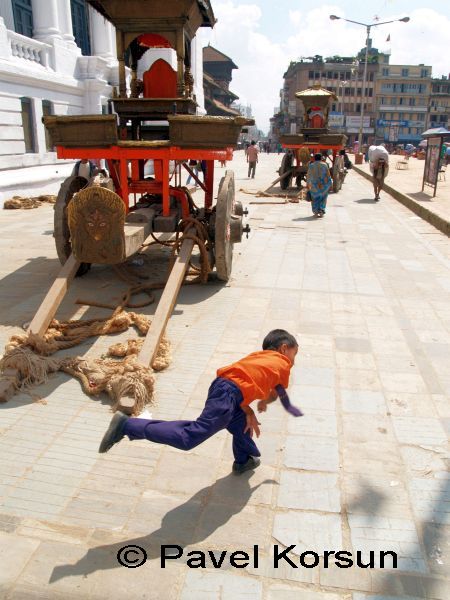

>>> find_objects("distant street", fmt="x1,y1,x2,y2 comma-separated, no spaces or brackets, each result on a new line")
0,151,449,600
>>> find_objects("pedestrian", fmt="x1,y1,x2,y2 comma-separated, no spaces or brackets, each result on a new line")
186,159,201,186
306,153,332,218
368,145,389,201
99,329,301,474
246,140,259,178
71,158,97,179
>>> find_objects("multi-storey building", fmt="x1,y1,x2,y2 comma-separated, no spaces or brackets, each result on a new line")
274,41,439,147
0,1,205,202
203,45,239,116
280,43,383,144
374,63,431,144
428,75,450,130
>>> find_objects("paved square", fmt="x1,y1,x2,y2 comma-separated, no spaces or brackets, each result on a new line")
1,153,449,598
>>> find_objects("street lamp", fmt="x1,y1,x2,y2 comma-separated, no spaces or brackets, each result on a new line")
330,14,410,150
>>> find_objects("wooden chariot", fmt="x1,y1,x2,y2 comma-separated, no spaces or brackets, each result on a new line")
278,85,348,193
0,0,253,409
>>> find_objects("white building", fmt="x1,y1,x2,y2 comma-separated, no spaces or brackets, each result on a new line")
0,1,205,203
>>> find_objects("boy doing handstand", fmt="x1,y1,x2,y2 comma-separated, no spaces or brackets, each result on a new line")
99,329,300,474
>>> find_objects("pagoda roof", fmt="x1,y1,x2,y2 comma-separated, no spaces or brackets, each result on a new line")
203,45,238,68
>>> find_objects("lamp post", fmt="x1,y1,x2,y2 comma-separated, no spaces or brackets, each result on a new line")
330,14,409,150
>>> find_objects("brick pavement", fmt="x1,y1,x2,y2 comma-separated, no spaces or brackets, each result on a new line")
0,151,449,599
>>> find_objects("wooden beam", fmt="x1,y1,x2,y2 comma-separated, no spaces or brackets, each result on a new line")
265,168,295,191
138,236,194,367
0,255,79,403
117,236,195,414
28,254,80,337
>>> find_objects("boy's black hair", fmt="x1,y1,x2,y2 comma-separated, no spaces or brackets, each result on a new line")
262,329,298,351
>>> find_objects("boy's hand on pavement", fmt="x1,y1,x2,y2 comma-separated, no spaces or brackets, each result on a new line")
244,411,261,438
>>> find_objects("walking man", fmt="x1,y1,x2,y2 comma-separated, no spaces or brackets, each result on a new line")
246,140,259,178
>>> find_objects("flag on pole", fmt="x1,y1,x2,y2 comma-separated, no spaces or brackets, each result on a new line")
386,34,391,42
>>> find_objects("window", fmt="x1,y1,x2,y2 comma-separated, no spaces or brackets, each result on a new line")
409,97,415,106
42,100,54,151
71,0,91,56
340,72,345,80
401,68,409,77
421,68,428,78
308,71,314,79
368,88,373,97
20,97,36,153
344,87,352,96
356,103,361,113
327,71,332,79
382,68,389,76
12,0,33,37
368,72,374,82
345,71,351,79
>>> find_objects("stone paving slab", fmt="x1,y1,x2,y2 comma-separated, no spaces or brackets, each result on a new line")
0,152,449,598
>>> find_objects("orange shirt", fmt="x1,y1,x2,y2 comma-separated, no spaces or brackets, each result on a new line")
217,350,292,406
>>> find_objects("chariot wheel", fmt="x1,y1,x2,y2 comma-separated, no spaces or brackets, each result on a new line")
54,175,90,276
214,171,242,282
332,159,343,193
279,152,293,190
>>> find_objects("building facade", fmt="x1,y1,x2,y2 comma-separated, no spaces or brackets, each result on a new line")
279,45,382,144
428,75,450,130
374,63,431,144
0,1,205,202
273,42,437,147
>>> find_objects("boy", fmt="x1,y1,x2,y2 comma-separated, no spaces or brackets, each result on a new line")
99,330,299,474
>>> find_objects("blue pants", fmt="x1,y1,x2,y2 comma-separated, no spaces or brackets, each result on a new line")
311,193,328,214
122,378,260,464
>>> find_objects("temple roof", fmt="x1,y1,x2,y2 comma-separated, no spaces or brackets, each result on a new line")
203,45,238,69
87,1,215,29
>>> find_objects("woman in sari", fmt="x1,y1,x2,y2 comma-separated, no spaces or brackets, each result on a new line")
306,153,332,217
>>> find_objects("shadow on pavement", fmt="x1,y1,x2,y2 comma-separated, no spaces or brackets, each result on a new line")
354,198,377,204
49,473,277,582
408,191,434,203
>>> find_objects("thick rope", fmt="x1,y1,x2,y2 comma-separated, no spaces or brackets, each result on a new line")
0,216,212,413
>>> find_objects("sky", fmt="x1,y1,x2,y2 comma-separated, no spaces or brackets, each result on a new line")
200,1,450,133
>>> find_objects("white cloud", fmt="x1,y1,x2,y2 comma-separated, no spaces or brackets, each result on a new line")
289,10,302,28
201,3,450,134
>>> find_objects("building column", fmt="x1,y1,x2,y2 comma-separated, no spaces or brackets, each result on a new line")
0,0,14,31
30,98,47,154
31,0,62,42
57,0,76,46
190,37,205,114
89,5,114,60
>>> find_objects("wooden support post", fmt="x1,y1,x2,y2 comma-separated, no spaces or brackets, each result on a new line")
0,254,80,403
117,236,195,414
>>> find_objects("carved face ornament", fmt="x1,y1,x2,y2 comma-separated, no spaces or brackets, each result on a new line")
86,208,109,241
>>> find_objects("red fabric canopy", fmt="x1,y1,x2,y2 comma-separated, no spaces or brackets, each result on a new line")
137,34,172,49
